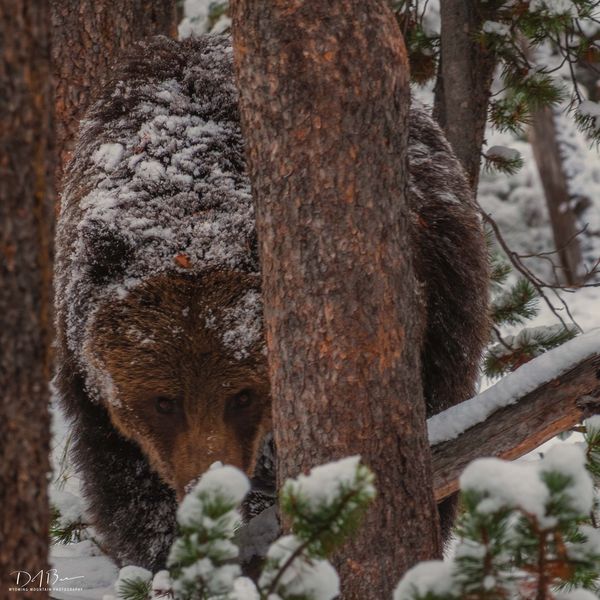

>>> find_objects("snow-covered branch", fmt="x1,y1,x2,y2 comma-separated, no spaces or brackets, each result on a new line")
430,330,600,501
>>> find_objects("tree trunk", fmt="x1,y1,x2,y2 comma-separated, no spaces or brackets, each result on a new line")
529,106,584,286
434,0,497,191
51,0,177,185
231,3,441,598
0,1,55,597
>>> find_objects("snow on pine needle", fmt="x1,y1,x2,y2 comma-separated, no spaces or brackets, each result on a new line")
484,145,524,176
109,457,375,600
396,416,600,600
279,455,376,558
105,426,600,600
168,464,249,599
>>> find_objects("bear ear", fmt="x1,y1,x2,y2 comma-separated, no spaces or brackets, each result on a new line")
83,222,134,285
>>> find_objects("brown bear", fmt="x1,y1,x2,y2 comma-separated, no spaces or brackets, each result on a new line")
54,34,489,571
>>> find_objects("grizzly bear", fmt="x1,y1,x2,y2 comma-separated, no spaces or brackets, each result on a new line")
54,34,489,571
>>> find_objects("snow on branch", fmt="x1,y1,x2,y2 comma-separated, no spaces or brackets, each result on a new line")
430,330,600,501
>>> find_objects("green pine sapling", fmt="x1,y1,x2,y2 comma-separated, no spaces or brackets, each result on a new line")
395,415,600,599
112,416,600,599
111,456,375,600
485,244,578,379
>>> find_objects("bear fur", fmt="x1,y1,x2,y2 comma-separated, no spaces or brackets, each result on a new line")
54,34,489,571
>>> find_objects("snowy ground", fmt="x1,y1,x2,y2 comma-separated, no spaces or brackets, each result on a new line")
49,406,118,600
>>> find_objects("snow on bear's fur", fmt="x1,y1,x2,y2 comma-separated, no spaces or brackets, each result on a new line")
53,34,489,570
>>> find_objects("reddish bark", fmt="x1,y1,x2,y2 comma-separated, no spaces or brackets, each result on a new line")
51,0,177,186
0,1,55,597
530,107,584,286
231,2,441,597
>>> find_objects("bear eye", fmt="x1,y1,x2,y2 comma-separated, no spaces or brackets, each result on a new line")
155,396,178,415
229,390,253,410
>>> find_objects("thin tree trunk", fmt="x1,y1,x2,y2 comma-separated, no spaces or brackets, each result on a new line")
530,106,584,286
434,0,497,191
231,3,441,598
576,50,600,102
0,1,55,597
51,0,177,185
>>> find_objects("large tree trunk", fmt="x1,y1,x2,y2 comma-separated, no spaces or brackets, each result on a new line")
51,0,177,185
434,0,497,190
0,1,55,597
231,2,441,598
529,106,584,286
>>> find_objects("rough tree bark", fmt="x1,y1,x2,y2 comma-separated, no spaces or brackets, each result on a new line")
0,1,55,597
51,0,177,185
530,106,584,286
231,2,441,598
434,0,497,191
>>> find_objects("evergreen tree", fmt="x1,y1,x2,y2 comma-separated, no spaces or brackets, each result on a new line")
485,244,578,379
395,415,600,599
393,0,600,153
108,416,600,600
110,457,375,600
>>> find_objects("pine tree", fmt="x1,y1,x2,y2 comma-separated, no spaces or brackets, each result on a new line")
110,457,375,600
395,415,600,599
485,243,578,379
393,0,600,148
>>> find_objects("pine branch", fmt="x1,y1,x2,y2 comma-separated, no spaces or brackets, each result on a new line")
115,577,151,600
490,278,538,327
484,324,578,378
264,487,360,598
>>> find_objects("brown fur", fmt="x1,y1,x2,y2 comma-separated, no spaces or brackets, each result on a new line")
87,271,271,498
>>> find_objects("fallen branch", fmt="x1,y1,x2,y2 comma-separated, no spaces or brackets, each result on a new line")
430,331,600,501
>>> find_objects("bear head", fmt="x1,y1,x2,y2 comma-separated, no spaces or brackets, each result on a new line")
83,270,271,499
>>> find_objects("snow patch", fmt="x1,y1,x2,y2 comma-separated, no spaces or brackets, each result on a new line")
486,145,520,162
283,455,372,510
482,21,510,36
229,577,260,600
531,0,577,16
394,560,456,600
92,143,124,172
460,443,592,525
259,535,340,600
150,570,171,599
114,565,151,597
428,330,600,444
177,464,250,528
